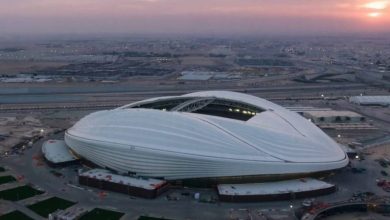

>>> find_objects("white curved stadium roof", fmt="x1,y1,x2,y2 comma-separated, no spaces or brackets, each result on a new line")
65,91,348,180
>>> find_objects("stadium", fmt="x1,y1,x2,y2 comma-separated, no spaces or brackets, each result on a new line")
64,91,348,182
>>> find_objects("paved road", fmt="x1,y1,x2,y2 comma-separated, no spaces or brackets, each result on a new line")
1,200,44,220
305,202,367,220
0,82,367,95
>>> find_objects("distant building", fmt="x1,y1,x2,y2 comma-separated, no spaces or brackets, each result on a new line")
349,96,390,107
209,46,232,56
178,71,241,81
178,71,213,80
303,110,366,124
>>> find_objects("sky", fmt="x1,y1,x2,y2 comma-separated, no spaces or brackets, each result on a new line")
1,0,390,36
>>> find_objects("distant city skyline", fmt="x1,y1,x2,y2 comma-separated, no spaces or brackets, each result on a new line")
1,0,390,36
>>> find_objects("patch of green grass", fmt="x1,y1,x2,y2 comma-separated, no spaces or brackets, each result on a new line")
27,197,76,217
0,210,33,220
79,208,124,220
0,185,44,201
0,167,5,172
138,216,175,220
0,176,16,185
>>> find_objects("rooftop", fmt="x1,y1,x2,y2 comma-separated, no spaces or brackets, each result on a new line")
79,169,167,190
178,71,213,80
41,140,77,163
217,178,334,196
303,110,362,118
349,96,390,105
285,106,332,112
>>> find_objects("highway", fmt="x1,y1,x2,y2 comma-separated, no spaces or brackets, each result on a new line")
0,83,370,104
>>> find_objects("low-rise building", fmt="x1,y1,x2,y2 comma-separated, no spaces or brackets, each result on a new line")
78,169,170,199
303,110,365,124
41,140,78,166
349,96,390,106
217,178,336,202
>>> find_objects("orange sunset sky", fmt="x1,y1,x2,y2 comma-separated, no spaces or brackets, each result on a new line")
1,0,389,35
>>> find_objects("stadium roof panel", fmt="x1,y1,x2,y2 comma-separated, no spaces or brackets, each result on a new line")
65,91,348,180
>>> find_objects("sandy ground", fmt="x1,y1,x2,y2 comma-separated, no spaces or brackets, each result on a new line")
0,116,43,153
180,56,218,66
364,143,390,159
0,110,90,154
0,61,68,75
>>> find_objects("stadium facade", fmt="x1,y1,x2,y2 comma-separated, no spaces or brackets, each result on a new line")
65,91,348,181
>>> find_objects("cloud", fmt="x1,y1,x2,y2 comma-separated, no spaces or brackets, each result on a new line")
362,1,389,10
